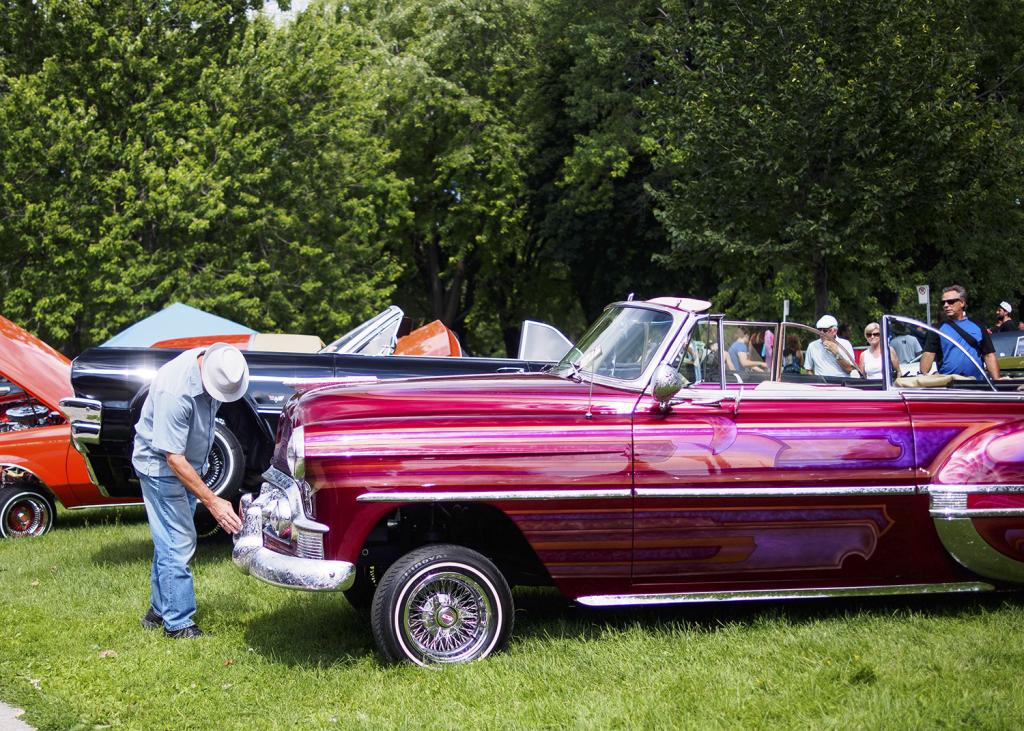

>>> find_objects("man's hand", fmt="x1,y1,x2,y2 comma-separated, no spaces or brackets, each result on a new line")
206,495,243,534
166,453,243,535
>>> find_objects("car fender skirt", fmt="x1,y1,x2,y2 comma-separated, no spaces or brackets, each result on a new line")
232,496,355,592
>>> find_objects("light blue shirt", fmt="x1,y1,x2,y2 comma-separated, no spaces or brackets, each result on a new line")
132,348,221,478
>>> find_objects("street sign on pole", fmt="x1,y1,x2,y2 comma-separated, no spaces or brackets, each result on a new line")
917,284,931,324
782,299,790,323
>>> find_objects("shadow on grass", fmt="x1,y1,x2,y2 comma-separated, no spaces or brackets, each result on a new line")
509,586,1024,643
243,596,375,666
90,525,235,566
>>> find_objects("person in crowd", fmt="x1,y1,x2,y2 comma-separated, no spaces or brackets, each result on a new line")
761,329,775,370
891,331,923,364
804,315,860,377
859,322,901,379
132,343,248,638
781,334,803,374
920,285,1000,379
994,301,1018,332
728,328,767,375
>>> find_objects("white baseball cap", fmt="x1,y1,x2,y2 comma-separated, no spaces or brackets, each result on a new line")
815,314,838,329
999,301,1012,314
201,343,249,402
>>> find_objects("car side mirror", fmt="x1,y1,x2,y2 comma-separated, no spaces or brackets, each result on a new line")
653,364,685,410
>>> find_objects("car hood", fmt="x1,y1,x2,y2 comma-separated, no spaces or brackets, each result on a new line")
0,314,72,410
295,372,606,426
278,371,641,469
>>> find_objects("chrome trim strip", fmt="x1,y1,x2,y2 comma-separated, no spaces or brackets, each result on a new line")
932,508,1024,519
901,391,1021,402
357,488,633,503
922,483,1024,494
635,485,917,499
69,367,157,381
66,501,143,510
576,582,994,607
279,376,379,387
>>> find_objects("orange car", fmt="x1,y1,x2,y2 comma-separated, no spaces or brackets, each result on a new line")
0,315,139,537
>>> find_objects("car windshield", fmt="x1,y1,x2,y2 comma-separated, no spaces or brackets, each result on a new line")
554,305,675,381
320,307,403,355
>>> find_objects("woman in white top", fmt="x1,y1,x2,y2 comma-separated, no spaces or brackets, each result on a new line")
859,322,901,379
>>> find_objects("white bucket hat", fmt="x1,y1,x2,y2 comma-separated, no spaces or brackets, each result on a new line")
999,300,1013,314
201,343,249,402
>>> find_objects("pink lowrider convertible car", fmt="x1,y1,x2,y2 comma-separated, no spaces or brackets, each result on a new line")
233,297,1024,664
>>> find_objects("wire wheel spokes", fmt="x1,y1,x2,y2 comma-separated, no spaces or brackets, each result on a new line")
203,442,224,490
7,495,49,536
402,571,493,663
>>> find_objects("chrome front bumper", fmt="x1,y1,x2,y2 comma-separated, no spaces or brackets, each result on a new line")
232,487,355,592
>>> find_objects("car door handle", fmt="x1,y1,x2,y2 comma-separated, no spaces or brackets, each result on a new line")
691,396,734,407
497,367,525,373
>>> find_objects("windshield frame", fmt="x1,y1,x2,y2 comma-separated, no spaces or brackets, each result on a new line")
553,302,687,390
320,306,404,355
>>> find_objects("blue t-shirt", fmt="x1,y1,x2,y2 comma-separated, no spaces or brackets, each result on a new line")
727,340,748,372
927,318,990,377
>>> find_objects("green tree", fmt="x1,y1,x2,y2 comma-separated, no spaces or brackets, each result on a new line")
350,0,534,351
0,0,404,352
523,0,683,325
643,0,1024,327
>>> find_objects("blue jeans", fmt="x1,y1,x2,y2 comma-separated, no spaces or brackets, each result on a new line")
139,473,198,631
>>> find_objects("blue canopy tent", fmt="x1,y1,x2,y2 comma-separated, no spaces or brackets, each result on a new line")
100,302,256,347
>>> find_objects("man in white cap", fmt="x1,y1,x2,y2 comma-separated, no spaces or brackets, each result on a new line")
994,301,1017,332
132,343,249,638
803,314,859,377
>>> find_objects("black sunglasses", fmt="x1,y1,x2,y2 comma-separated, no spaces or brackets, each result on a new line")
941,298,962,305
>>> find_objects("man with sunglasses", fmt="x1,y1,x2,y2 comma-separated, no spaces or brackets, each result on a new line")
920,285,1000,379
804,314,859,377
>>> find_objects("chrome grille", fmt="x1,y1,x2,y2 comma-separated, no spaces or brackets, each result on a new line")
296,528,324,560
930,491,966,516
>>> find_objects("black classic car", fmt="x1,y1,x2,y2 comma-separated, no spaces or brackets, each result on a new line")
59,307,565,518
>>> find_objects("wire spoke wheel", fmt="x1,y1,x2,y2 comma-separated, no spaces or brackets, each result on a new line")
0,488,54,538
203,441,226,491
372,544,513,665
402,571,491,662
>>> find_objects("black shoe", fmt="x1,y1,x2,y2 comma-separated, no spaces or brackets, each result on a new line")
164,624,204,639
140,608,163,630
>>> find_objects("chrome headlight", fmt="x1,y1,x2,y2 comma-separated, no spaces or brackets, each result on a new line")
286,425,305,479
266,494,294,540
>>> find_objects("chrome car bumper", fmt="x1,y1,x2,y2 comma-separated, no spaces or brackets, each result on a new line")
232,485,354,592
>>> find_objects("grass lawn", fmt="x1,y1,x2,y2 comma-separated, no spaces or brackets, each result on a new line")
1,506,1022,730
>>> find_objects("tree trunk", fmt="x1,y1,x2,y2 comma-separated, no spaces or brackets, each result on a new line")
813,250,829,316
